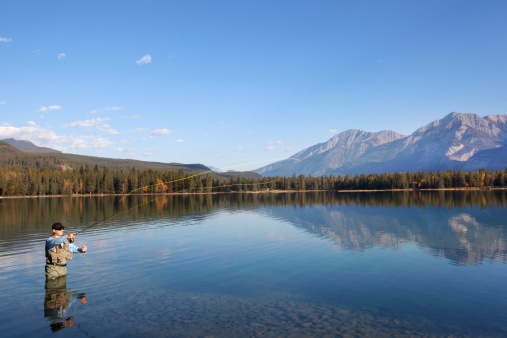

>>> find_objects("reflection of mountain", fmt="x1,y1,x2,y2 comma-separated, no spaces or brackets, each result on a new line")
261,202,507,265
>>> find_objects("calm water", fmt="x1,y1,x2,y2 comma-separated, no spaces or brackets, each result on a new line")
0,191,506,337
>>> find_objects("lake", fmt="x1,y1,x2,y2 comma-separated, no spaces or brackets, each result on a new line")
0,191,506,337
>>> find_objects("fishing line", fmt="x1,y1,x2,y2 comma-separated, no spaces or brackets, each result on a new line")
74,179,278,236
72,157,301,237
122,158,300,198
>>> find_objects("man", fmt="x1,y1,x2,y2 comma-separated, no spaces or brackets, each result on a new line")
45,222,87,279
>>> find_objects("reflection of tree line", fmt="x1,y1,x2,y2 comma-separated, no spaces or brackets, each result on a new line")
2,191,507,232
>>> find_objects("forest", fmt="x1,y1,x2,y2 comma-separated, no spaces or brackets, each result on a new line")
0,164,505,197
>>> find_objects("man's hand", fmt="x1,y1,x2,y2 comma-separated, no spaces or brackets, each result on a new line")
66,233,77,239
81,245,87,253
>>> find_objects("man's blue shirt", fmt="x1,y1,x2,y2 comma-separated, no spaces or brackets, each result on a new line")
46,236,83,254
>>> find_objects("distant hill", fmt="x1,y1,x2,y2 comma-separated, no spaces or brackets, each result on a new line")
0,140,261,180
1,138,61,153
254,113,507,176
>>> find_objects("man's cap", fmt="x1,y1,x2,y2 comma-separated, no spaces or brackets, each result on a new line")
52,223,65,230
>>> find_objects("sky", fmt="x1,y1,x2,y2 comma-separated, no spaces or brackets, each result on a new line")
1,0,506,171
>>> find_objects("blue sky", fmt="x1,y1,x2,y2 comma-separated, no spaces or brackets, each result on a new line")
1,1,506,171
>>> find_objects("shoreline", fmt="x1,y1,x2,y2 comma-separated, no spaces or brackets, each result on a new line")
1,187,506,199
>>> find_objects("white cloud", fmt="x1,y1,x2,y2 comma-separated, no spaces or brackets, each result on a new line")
129,115,140,119
285,147,294,152
276,140,285,145
0,101,6,105
66,117,110,128
0,122,64,148
327,129,338,134
105,107,122,111
116,147,136,155
142,150,153,157
203,133,209,136
136,54,152,65
234,147,244,152
128,127,149,133
38,105,62,112
175,139,184,143
264,146,275,151
58,53,66,60
70,137,92,150
245,131,255,135
150,129,172,137
92,138,114,149
0,122,121,153
90,110,99,114
97,124,118,135
0,37,12,43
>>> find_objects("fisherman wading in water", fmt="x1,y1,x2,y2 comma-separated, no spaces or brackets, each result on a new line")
45,223,87,279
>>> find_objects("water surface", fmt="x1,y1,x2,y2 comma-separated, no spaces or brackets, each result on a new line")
0,191,506,337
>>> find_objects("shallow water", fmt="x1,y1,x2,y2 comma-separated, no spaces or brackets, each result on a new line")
0,191,506,337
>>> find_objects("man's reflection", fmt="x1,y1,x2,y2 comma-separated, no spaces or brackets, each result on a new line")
44,276,87,332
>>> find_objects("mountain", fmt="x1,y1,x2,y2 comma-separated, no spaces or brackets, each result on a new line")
2,138,61,153
0,140,261,180
255,113,507,176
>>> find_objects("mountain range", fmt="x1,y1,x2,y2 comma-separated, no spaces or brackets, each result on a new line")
254,112,507,177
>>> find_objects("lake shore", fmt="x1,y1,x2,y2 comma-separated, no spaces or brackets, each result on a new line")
1,186,506,199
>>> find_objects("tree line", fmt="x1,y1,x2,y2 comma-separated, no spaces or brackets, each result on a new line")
0,165,506,197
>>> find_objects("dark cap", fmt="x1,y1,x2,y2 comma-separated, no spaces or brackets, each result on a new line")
52,223,65,230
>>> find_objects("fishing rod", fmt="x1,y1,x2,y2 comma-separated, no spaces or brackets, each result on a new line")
68,178,278,241
68,157,301,240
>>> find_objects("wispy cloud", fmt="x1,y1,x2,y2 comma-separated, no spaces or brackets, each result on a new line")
105,107,122,111
66,117,110,128
90,109,99,114
0,101,6,105
116,147,136,155
234,147,245,152
264,146,275,151
38,105,62,112
129,115,140,119
97,124,118,135
128,127,149,133
327,129,338,134
203,133,209,136
57,53,66,60
65,117,118,134
150,129,172,137
136,54,152,65
175,139,184,143
92,138,114,149
0,37,12,43
276,140,285,145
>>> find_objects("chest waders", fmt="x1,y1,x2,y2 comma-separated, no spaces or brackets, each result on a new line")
45,242,73,280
